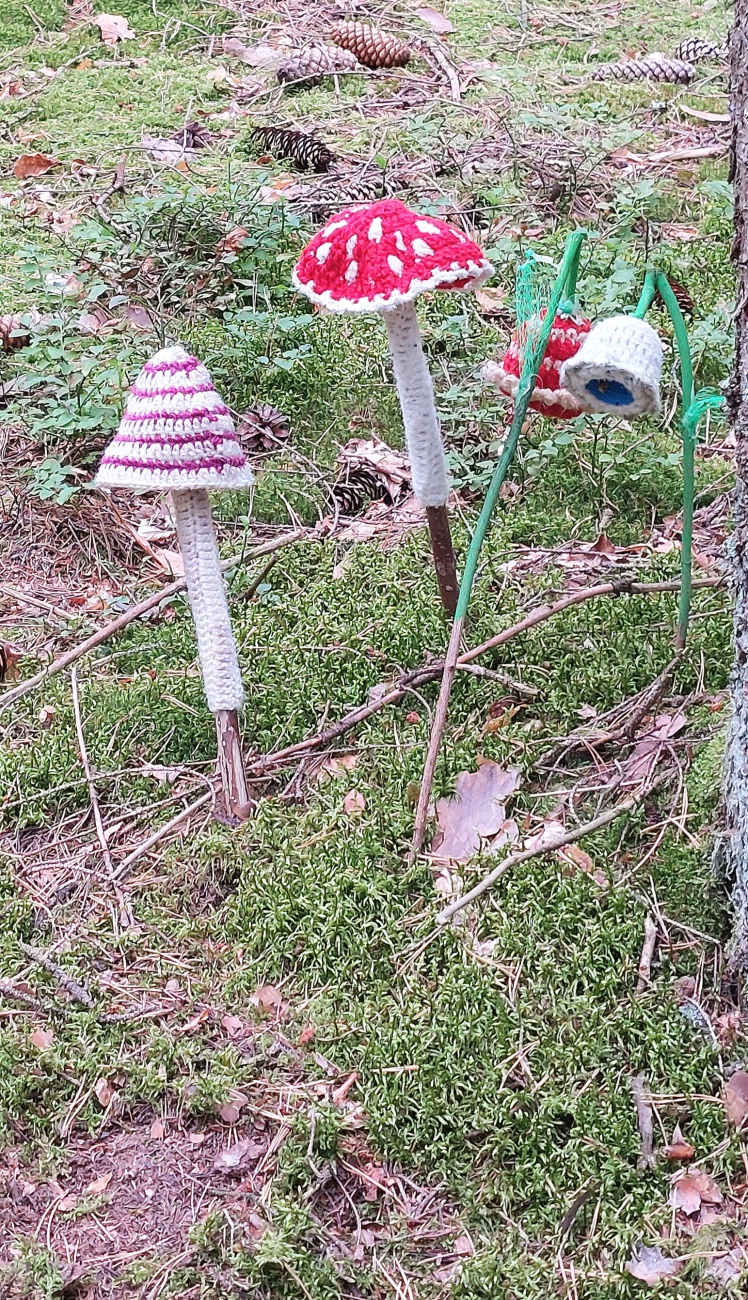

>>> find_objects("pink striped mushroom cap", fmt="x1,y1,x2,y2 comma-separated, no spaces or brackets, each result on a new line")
96,346,253,731
96,345,253,490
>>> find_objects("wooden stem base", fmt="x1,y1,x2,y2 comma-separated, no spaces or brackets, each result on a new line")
425,505,459,618
215,710,253,821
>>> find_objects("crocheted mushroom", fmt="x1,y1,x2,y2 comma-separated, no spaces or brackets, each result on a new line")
483,307,592,420
96,345,254,821
292,198,493,617
559,315,663,416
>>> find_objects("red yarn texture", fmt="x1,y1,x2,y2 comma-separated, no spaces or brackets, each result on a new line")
495,310,592,420
292,198,492,312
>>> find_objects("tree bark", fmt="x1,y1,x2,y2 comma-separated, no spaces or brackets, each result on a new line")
724,7,748,966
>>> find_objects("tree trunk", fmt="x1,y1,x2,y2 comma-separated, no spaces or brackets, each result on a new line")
724,7,748,966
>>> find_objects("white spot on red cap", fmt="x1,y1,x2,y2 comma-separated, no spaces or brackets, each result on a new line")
346,234,357,256
387,255,404,277
416,220,440,235
367,217,383,242
345,260,358,283
316,242,332,264
394,230,406,252
323,219,347,237
412,238,435,258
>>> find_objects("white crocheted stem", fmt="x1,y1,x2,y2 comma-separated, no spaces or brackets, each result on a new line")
382,300,450,508
171,489,245,713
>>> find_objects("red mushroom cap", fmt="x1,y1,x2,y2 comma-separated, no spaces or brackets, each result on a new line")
488,308,592,420
292,198,493,313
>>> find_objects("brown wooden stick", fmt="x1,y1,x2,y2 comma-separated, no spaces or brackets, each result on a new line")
409,575,724,861
215,709,253,821
0,530,306,713
425,505,459,618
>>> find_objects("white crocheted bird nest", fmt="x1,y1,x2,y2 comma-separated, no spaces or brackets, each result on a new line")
560,315,663,417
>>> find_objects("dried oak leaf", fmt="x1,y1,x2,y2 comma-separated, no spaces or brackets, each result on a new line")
723,1069,748,1129
13,152,61,179
432,761,521,861
626,1244,683,1285
94,13,136,45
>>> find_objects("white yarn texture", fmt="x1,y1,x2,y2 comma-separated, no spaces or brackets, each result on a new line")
382,301,451,508
560,316,663,417
172,489,245,713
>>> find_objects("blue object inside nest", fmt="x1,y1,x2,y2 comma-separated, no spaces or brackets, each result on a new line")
586,378,634,407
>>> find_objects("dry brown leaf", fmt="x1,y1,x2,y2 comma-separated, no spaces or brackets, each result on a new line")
661,223,700,242
213,1135,265,1173
723,1069,748,1128
622,712,687,788
344,789,366,817
84,1173,112,1196
626,1244,682,1285
94,13,136,45
150,1117,165,1140
432,761,521,861
320,753,358,778
13,153,60,179
94,1077,116,1108
222,37,284,67
30,1028,54,1050
664,1124,695,1161
415,6,455,33
218,1091,249,1123
259,175,302,203
250,984,284,1014
298,1025,316,1045
0,642,21,682
474,285,509,317
221,1013,245,1037
124,304,155,332
151,547,184,577
217,225,250,255
669,1168,723,1215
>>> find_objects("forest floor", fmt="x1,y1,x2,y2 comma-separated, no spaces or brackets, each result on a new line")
0,0,743,1297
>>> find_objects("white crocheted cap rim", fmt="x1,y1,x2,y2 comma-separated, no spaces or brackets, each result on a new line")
291,260,494,314
482,360,582,411
95,463,255,491
560,362,662,416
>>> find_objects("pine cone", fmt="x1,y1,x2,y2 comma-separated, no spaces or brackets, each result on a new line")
277,43,362,85
592,53,696,84
656,275,695,320
675,37,728,63
329,22,411,69
293,164,386,218
0,313,33,351
237,404,290,453
332,466,388,516
252,125,336,174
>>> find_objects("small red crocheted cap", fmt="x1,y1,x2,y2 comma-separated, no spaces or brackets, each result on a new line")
292,198,493,313
487,309,592,421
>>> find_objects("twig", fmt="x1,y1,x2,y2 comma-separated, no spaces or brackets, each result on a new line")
239,553,280,602
437,796,639,923
71,667,114,875
0,980,42,1011
636,915,658,994
0,530,306,712
0,583,76,623
416,36,461,101
410,576,723,861
631,1074,656,1170
454,663,538,698
19,942,95,1009
112,790,213,882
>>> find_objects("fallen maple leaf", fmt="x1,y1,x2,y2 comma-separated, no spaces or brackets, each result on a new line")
213,1135,265,1173
626,1244,682,1285
432,761,521,861
723,1069,748,1128
13,153,60,179
94,13,136,45
415,6,454,33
